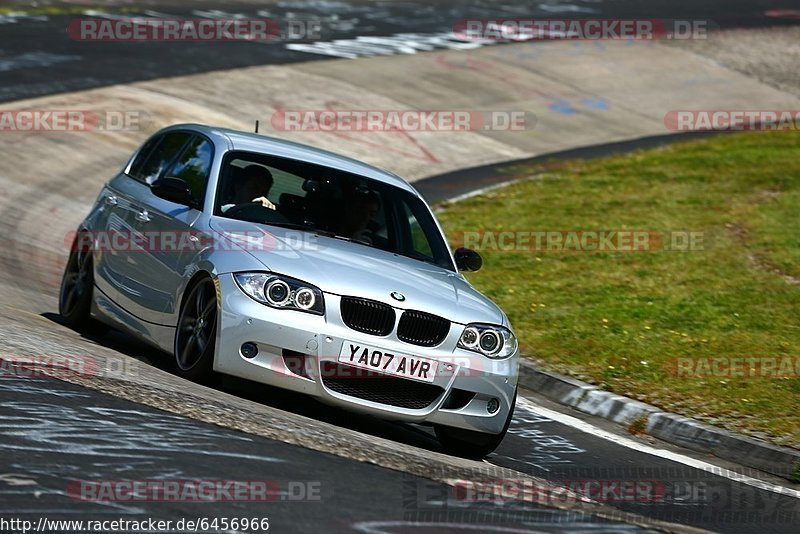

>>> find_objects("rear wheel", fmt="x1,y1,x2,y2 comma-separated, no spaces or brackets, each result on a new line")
59,232,95,329
174,276,218,383
435,388,517,459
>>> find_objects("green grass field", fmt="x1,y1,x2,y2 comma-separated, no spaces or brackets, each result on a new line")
437,131,800,448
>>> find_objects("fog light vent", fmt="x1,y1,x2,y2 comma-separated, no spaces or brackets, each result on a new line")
487,398,500,414
241,342,258,359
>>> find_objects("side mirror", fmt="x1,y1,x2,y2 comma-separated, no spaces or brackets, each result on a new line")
152,177,195,207
454,247,482,272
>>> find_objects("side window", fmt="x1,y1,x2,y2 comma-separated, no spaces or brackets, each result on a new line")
130,132,191,185
267,166,307,202
127,135,161,180
165,136,214,203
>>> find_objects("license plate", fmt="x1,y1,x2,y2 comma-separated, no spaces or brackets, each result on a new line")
338,342,438,383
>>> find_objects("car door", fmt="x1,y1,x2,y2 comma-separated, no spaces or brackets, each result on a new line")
92,133,167,315
98,131,195,324
133,134,215,325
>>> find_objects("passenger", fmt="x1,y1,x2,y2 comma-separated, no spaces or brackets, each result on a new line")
338,190,380,243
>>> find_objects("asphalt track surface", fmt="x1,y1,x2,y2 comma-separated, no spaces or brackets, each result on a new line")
2,324,799,533
2,0,800,102
1,370,645,533
2,1,800,533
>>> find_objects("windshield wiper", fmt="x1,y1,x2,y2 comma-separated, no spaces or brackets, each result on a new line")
267,222,374,247
266,221,336,237
330,234,367,245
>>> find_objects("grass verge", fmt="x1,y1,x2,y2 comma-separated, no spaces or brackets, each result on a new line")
437,131,800,448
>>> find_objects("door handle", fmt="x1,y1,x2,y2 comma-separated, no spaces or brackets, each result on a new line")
135,209,151,223
105,194,118,206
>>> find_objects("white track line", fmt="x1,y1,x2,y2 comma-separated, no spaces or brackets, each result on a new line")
441,178,523,204
516,397,800,499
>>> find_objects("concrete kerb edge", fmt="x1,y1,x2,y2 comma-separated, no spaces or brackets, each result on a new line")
518,360,800,481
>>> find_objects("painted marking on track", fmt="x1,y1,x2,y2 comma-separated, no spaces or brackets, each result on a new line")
286,31,487,58
0,473,37,486
516,396,800,499
0,382,286,464
495,408,588,471
0,52,81,73
0,13,48,25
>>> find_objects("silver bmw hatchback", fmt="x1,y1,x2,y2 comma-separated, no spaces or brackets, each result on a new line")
59,124,519,457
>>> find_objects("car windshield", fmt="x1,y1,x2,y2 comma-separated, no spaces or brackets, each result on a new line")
214,150,454,271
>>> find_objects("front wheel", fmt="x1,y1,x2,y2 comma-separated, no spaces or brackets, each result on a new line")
435,389,517,459
174,276,218,383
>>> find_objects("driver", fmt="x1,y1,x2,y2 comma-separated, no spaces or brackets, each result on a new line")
221,165,276,212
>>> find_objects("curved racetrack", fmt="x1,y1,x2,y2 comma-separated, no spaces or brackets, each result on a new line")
1,1,799,532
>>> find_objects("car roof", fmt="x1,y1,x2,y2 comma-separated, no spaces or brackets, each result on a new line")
161,123,419,195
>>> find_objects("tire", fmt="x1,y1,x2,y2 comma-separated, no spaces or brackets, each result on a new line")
174,276,218,383
59,231,96,329
435,388,517,459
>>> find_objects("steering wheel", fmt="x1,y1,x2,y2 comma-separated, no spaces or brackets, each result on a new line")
224,202,289,224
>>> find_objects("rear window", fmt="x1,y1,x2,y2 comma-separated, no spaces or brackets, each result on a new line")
128,132,191,185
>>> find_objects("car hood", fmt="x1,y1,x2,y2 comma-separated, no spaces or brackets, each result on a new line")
210,217,505,326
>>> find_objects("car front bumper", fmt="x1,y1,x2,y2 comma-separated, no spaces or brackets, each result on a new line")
213,274,519,435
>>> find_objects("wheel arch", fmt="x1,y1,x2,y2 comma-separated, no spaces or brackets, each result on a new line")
177,269,217,318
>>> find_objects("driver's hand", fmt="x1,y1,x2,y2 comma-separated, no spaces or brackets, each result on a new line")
251,196,276,210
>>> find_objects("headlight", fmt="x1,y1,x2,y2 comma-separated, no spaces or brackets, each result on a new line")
458,323,517,359
234,272,325,315
266,279,291,306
